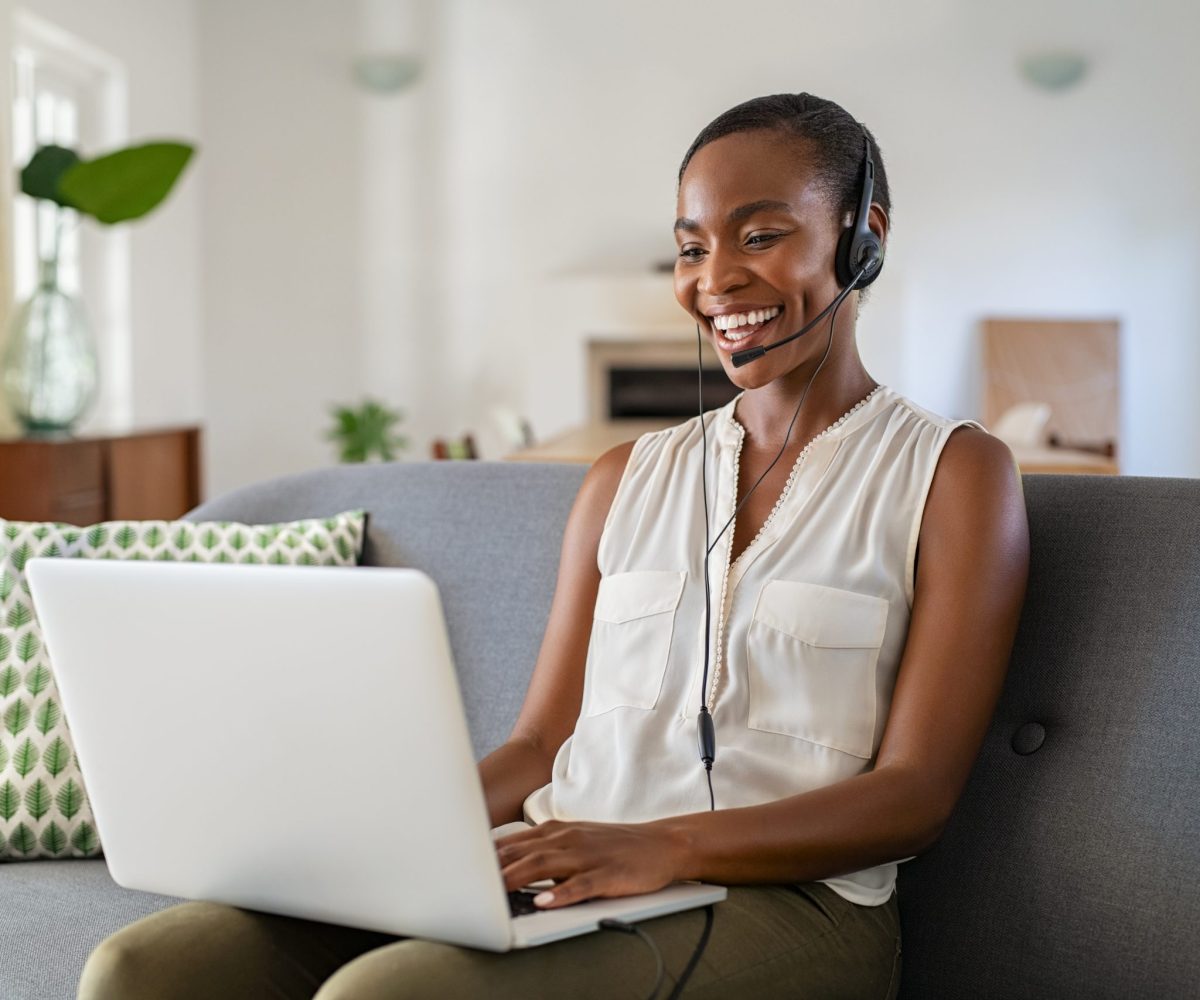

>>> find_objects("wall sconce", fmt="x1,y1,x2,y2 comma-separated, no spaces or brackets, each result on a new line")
1018,51,1089,92
352,53,422,94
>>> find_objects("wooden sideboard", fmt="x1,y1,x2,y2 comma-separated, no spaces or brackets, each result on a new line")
0,426,202,524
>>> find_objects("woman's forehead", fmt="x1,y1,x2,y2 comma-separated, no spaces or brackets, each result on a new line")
676,130,826,223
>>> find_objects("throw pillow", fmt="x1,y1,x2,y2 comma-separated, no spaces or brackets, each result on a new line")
0,510,366,861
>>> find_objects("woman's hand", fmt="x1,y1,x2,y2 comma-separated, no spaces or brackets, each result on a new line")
495,819,686,909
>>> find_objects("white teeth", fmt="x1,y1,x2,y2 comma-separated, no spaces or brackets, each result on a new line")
711,306,781,331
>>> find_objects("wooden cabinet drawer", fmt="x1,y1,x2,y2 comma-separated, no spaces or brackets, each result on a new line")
0,427,201,523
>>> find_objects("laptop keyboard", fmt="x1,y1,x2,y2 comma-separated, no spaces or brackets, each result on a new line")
508,890,542,917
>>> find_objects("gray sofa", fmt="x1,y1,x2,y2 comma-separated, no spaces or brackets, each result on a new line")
5,463,1199,999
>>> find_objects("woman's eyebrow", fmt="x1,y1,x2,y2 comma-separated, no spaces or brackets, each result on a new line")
674,199,794,234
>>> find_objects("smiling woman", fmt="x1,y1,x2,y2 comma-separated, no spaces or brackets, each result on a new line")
76,94,1029,1000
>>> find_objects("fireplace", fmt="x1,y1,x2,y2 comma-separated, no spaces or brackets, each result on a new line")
587,337,739,422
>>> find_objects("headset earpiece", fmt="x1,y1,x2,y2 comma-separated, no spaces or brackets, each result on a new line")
834,130,884,290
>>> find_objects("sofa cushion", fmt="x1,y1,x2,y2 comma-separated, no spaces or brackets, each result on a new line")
3,859,181,1000
0,511,366,862
896,475,1200,999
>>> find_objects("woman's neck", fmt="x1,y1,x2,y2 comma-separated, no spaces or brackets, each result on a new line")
732,358,879,453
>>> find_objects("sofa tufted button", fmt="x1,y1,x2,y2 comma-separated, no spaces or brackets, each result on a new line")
1012,722,1046,755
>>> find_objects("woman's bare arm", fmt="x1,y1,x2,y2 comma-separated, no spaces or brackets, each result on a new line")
497,427,1030,904
478,441,635,827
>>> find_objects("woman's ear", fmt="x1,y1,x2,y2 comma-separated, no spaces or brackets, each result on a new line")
868,202,890,252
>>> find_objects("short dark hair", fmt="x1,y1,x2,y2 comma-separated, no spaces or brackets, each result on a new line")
677,93,891,229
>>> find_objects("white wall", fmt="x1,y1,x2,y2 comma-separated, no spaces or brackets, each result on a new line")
5,1,1195,488
436,0,1200,476
0,0,202,440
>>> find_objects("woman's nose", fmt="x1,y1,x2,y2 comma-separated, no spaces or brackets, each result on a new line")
697,247,750,297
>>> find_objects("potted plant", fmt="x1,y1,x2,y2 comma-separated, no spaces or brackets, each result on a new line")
325,399,409,463
1,140,195,434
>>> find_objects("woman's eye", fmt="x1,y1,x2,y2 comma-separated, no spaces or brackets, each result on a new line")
677,247,704,260
746,233,779,246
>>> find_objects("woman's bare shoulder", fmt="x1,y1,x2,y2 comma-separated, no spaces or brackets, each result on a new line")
570,441,638,542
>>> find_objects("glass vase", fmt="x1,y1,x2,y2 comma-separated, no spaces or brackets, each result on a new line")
1,257,97,435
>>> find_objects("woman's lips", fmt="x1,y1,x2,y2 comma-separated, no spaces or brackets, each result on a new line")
711,312,782,354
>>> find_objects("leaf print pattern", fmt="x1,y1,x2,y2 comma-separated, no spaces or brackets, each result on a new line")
0,510,365,860
56,778,83,820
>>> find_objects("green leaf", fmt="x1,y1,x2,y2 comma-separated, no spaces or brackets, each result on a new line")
335,536,352,561
144,525,164,548
5,699,31,736
25,778,51,819
0,741,6,771
71,820,99,855
40,821,67,855
86,524,109,548
6,601,32,629
62,528,81,545
58,141,195,225
56,777,84,820
296,552,315,566
9,542,31,573
0,571,15,602
0,780,19,820
38,540,61,558
35,698,60,734
3,521,19,540
200,528,219,550
268,551,286,565
172,526,193,549
31,524,50,540
12,736,38,775
0,665,18,697
229,530,246,551
114,525,138,550
19,144,82,206
239,552,261,565
17,632,41,665
24,663,50,696
43,736,71,777
10,822,36,855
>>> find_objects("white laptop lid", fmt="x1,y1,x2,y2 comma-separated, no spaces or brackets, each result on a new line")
25,560,517,951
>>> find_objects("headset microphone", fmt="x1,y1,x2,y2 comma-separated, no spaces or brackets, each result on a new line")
731,130,883,369
729,254,876,368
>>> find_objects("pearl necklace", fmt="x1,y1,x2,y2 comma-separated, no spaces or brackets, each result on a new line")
706,384,883,709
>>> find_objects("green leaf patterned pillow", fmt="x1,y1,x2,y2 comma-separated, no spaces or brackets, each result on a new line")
0,510,366,862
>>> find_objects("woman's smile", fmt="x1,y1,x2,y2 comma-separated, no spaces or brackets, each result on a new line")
710,308,784,353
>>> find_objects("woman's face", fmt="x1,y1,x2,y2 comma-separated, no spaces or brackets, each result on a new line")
674,129,846,389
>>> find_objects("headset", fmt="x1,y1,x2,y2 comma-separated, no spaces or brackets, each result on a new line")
727,130,882,369
696,125,882,782
603,126,883,1000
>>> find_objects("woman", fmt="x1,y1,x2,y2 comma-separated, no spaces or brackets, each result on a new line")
79,93,1029,999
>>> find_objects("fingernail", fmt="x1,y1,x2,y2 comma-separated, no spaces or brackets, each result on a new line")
533,891,554,907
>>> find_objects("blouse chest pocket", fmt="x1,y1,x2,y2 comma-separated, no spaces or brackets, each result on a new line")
745,580,889,759
582,569,686,718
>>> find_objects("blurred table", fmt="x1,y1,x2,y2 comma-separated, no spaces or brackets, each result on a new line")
505,420,1118,474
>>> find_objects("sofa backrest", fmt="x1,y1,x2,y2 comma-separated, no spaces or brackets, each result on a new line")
188,461,588,760
190,464,1200,997
896,474,1200,1000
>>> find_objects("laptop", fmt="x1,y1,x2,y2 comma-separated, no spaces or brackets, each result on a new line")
24,559,725,951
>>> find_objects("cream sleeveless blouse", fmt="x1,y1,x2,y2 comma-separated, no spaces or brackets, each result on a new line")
523,385,984,905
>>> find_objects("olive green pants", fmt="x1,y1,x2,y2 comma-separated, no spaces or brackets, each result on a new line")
77,882,901,999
